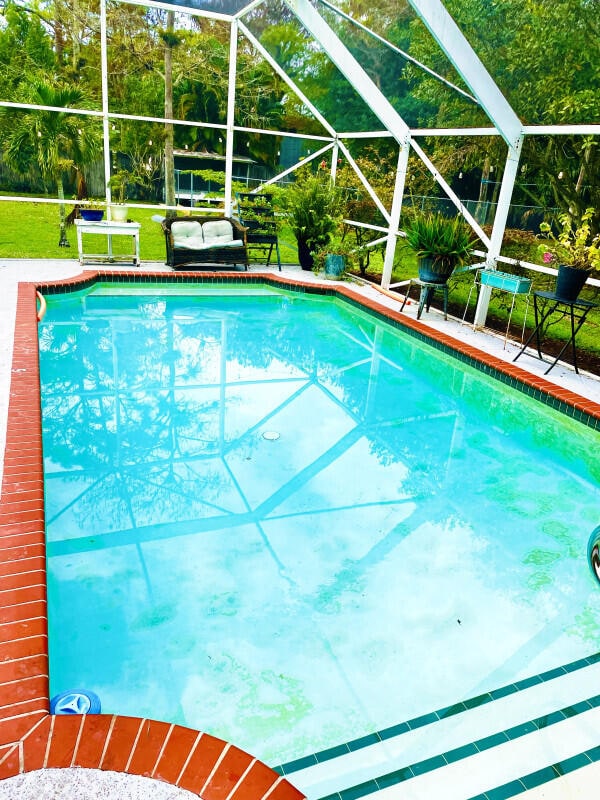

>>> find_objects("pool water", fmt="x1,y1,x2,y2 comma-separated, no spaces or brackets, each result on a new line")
40,285,600,765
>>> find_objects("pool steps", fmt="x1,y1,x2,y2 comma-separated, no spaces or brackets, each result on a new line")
278,659,600,800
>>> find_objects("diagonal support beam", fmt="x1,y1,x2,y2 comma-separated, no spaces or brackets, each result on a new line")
239,21,337,138
283,0,411,146
408,0,523,147
410,138,490,246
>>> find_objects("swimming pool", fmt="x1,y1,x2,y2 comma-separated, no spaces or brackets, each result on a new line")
40,281,600,767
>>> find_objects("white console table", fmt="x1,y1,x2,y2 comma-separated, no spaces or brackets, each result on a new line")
75,219,141,266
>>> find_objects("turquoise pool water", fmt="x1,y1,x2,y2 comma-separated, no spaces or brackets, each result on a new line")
41,284,600,765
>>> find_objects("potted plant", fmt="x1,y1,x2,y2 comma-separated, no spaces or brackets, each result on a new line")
312,234,363,280
79,200,105,222
403,211,478,284
283,170,344,270
538,207,600,301
107,171,130,222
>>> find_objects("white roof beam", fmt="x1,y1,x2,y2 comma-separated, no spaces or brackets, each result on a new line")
318,0,478,105
118,0,232,23
283,0,410,145
408,0,523,147
235,0,267,19
238,21,337,138
522,125,600,136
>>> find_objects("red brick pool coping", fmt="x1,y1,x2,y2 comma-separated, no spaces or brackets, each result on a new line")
0,270,598,795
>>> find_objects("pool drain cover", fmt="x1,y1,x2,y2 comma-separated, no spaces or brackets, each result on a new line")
50,689,101,715
262,431,280,441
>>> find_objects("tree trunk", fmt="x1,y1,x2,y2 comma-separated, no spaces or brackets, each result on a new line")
57,178,70,247
164,11,175,218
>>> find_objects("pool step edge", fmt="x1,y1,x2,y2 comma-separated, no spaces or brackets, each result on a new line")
283,659,600,800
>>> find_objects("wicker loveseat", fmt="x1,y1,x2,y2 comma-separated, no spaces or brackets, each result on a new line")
162,216,249,269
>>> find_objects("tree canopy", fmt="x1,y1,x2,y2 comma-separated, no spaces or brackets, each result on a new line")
0,0,597,229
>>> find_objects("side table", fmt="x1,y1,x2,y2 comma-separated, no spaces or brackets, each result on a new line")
400,279,448,320
513,290,597,375
75,219,141,266
462,268,531,347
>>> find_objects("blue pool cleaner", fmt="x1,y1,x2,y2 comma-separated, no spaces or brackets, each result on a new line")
50,689,101,715
588,526,600,585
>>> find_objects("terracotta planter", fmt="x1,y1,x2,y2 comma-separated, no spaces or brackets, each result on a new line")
554,264,589,302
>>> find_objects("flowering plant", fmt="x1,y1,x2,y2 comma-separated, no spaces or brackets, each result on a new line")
538,207,600,271
311,234,365,273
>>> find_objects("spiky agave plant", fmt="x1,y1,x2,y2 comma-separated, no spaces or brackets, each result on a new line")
404,211,477,275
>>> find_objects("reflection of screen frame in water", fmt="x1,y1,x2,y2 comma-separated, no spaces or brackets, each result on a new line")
38,276,600,767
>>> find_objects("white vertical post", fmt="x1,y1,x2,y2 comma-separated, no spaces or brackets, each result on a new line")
99,0,112,215
473,136,523,327
224,20,238,217
381,142,410,290
330,141,339,181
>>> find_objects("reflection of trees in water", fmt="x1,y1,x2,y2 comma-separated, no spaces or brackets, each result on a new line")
41,305,234,538
40,293,461,552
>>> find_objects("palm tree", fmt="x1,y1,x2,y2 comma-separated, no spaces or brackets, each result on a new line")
2,81,101,246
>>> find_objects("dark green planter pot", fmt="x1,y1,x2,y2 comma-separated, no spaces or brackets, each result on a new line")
554,264,589,302
324,254,346,280
297,239,314,271
588,525,600,584
417,256,453,285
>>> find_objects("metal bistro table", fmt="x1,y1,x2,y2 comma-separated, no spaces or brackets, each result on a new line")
513,290,597,375
75,219,141,266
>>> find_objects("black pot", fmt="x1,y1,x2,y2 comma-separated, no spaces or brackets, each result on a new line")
297,239,314,271
417,256,453,284
554,264,589,302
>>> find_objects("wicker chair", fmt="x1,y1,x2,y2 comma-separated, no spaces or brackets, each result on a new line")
161,216,249,270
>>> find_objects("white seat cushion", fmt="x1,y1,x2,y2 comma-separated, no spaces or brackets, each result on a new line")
171,220,204,250
202,220,235,244
190,239,243,251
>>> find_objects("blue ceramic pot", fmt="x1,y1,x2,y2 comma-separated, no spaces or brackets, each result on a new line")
80,209,104,222
324,254,346,280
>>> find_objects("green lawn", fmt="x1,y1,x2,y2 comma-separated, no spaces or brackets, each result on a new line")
0,200,301,263
1,199,598,372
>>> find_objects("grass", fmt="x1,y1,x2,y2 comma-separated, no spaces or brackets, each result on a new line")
0,199,301,263
1,199,598,373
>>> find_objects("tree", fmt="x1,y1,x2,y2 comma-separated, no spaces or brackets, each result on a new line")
0,0,56,97
1,81,101,245
402,0,600,228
